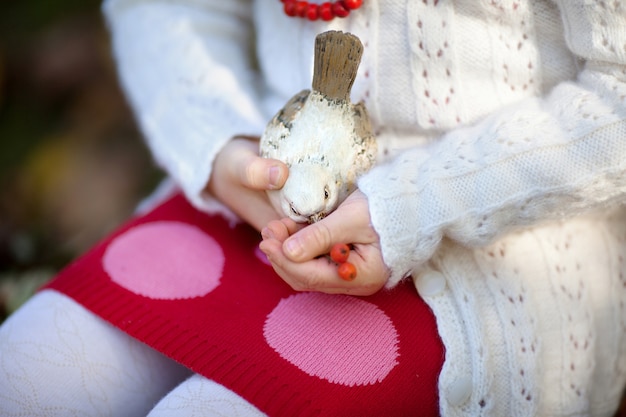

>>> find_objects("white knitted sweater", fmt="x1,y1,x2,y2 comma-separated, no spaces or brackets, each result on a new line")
104,0,626,415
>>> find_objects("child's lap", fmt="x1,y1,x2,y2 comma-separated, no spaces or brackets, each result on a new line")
35,193,444,417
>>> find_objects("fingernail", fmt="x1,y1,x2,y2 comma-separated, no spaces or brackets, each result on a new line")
269,166,282,189
284,237,303,259
261,227,275,240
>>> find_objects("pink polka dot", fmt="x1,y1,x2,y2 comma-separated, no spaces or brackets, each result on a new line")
263,293,399,386
103,221,224,299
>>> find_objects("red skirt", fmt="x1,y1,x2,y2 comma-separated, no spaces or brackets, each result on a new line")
44,193,444,416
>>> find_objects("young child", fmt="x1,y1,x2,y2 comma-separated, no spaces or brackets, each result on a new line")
2,0,626,416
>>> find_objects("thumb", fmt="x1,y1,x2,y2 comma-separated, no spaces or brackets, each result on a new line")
282,191,374,262
283,221,334,262
231,138,288,190
240,156,289,190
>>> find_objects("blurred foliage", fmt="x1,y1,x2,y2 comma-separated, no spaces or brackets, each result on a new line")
0,0,164,320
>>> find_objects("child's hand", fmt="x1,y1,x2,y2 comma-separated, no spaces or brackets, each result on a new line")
259,190,390,295
207,136,289,231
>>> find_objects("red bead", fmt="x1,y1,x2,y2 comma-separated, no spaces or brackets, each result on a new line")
283,0,298,16
331,1,350,18
343,0,362,9
295,1,309,17
319,2,334,20
280,0,362,20
305,3,319,20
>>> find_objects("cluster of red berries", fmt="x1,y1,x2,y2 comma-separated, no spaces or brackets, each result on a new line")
330,243,357,281
281,0,363,21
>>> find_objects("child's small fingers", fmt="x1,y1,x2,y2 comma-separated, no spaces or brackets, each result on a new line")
226,139,287,191
242,157,288,191
266,244,386,296
281,217,305,235
281,192,374,262
262,220,289,241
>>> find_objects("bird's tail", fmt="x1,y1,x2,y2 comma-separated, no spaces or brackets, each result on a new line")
312,30,363,102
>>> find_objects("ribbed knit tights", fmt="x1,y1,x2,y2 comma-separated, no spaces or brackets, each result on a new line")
0,290,267,417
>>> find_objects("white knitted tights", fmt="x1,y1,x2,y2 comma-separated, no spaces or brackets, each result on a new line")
0,290,266,417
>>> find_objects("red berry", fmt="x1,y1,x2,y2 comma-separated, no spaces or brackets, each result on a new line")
337,262,357,281
343,0,362,9
305,3,319,20
319,2,334,20
331,1,350,17
330,243,350,263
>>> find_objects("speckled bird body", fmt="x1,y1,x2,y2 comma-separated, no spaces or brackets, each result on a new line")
260,31,377,223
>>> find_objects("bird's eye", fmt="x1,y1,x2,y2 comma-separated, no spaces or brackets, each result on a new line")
324,187,329,200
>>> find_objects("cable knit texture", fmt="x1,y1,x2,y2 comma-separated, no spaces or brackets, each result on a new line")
101,0,626,415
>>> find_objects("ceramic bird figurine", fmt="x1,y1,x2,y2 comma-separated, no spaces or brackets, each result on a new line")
260,30,377,223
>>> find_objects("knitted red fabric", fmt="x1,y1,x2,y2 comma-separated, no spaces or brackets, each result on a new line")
44,193,444,416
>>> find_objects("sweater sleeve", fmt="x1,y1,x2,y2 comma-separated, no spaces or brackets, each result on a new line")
358,0,626,287
102,0,266,211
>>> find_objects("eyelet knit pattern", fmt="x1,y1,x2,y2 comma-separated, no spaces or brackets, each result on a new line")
407,0,462,128
426,210,626,416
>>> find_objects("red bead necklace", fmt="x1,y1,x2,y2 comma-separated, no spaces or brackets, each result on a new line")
281,0,363,21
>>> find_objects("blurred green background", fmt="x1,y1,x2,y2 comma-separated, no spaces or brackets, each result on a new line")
0,0,163,321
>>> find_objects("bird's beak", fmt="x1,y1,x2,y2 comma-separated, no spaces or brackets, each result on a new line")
308,212,326,224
